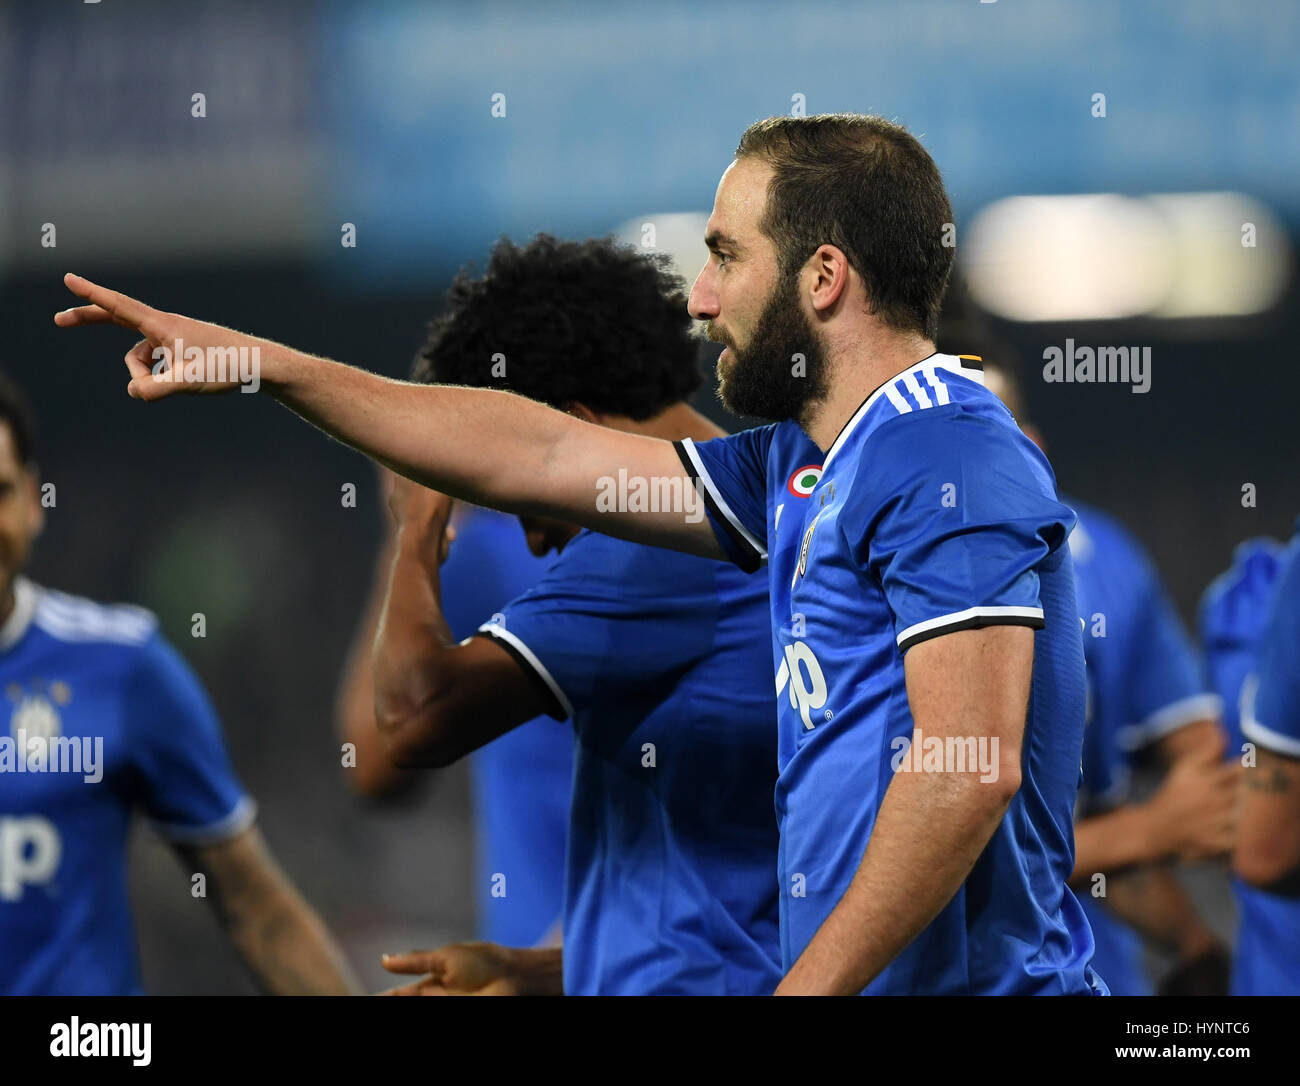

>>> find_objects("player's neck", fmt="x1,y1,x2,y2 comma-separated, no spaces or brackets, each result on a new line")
803,333,936,451
0,580,15,630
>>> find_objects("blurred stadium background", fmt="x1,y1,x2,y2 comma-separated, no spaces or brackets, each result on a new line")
1,0,1297,992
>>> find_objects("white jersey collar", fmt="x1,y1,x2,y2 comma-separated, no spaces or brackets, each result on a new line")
821,353,984,473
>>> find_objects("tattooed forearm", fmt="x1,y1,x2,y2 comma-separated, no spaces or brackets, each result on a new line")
1245,766,1293,793
181,828,360,995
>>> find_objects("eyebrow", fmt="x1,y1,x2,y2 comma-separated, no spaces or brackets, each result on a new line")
705,231,742,253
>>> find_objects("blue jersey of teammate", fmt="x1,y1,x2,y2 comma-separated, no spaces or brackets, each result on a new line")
0,578,254,995
1199,537,1285,757
477,529,781,995
1200,527,1297,995
439,507,571,948
1068,499,1220,996
676,353,1102,994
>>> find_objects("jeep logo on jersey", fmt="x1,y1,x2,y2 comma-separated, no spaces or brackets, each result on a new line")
775,641,828,730
0,816,61,900
787,464,822,498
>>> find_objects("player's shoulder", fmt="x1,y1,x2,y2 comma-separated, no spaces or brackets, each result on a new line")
1198,536,1287,645
832,354,1056,511
829,353,1019,470
558,527,723,586
683,420,789,488
27,579,159,649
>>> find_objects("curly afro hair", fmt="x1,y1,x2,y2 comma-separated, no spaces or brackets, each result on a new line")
0,370,37,466
412,234,702,419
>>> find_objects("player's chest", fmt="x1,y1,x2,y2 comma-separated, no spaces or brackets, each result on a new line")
0,668,132,810
767,485,895,739
769,475,881,626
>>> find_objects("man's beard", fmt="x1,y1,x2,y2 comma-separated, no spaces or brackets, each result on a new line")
712,272,829,423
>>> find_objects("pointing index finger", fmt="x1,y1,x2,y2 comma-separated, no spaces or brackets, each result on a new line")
62,273,160,336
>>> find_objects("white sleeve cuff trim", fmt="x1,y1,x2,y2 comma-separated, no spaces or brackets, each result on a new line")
478,623,575,720
150,795,257,846
896,605,1045,649
1242,718,1300,759
678,438,767,561
1116,693,1224,751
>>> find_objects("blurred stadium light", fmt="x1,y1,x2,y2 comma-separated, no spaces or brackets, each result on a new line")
612,212,709,289
613,211,710,335
963,192,1290,321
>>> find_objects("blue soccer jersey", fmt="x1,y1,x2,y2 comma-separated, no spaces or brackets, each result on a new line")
438,506,571,948
477,529,781,995
1202,523,1300,995
1068,499,1221,996
1199,537,1285,758
0,578,254,995
677,352,1101,994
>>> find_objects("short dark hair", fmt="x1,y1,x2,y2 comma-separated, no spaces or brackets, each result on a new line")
735,113,954,340
0,371,38,466
413,234,702,419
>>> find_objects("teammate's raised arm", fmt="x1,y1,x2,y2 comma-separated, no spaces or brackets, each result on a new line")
54,273,724,561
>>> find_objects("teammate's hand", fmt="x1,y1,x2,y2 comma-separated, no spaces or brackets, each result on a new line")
386,474,456,565
378,942,525,996
55,273,262,399
1147,738,1240,862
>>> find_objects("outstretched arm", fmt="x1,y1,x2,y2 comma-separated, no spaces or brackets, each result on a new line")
55,274,723,559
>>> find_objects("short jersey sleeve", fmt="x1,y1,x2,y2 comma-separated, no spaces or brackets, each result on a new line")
675,426,774,573
475,533,718,721
127,634,255,844
1243,537,1300,758
1113,563,1220,751
846,408,1075,653
1198,538,1284,751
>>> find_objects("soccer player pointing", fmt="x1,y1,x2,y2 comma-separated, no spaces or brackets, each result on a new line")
57,113,1100,995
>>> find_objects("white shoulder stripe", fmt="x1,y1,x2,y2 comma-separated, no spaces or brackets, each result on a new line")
902,370,932,409
823,353,978,471
921,365,950,405
34,589,156,645
883,383,913,414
